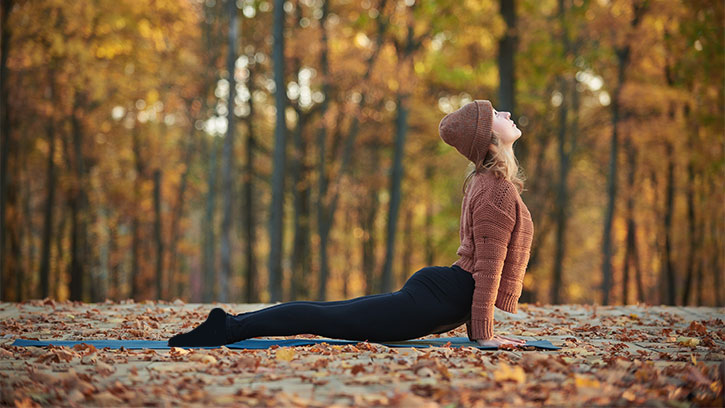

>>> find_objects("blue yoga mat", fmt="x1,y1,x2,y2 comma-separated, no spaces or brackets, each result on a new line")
11,336,559,350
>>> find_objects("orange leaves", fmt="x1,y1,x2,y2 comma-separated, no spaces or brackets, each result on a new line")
13,397,41,408
3,303,725,406
35,346,79,364
229,355,260,372
72,343,97,354
168,345,189,355
493,362,526,384
188,353,217,364
274,347,295,362
95,360,116,376
410,358,452,381
685,320,708,336
573,374,601,389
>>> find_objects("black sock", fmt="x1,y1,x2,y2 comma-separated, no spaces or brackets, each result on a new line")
168,307,228,347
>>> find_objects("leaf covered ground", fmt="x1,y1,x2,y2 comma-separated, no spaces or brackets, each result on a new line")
0,300,723,407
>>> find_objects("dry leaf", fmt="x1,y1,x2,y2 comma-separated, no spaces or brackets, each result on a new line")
275,348,295,362
493,362,526,384
188,353,217,364
92,391,123,406
676,337,700,347
574,375,601,388
96,361,115,376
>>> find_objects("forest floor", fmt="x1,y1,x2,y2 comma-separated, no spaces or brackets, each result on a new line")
0,300,723,407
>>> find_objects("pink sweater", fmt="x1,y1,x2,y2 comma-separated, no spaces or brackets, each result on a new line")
452,170,534,340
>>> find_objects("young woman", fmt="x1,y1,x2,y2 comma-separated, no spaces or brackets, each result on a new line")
168,99,534,349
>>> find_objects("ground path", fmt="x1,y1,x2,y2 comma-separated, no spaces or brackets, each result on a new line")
1,301,723,407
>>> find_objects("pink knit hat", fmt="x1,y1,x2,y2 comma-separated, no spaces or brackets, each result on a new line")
438,100,494,163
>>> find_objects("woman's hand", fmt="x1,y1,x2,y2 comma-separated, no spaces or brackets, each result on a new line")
475,334,527,348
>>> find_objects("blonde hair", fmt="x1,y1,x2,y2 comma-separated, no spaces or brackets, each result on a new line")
461,130,526,196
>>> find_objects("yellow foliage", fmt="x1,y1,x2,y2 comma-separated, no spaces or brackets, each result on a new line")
574,375,601,389
147,89,160,104
676,337,700,347
276,348,296,362
493,362,526,384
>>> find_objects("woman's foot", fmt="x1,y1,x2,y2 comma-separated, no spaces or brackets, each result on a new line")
168,307,228,347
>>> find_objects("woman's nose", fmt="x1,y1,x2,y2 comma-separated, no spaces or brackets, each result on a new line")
504,112,512,119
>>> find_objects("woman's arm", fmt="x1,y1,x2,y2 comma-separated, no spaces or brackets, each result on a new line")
467,183,518,341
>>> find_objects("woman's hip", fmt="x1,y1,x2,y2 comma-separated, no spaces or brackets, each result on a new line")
401,264,474,311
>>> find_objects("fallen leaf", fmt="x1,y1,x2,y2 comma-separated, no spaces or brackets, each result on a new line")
188,353,217,364
493,362,526,384
92,391,123,406
622,389,636,401
574,375,601,389
96,361,115,376
275,348,295,362
676,337,700,347
170,347,190,356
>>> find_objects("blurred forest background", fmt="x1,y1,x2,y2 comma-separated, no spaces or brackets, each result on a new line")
0,0,722,306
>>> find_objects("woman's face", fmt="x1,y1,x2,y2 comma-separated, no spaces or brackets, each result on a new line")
491,108,521,148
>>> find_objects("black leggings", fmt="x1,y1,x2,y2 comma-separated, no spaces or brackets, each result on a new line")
225,264,474,343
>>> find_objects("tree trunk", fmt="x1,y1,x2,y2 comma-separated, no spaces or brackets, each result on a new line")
622,130,643,304
694,174,705,305
0,0,13,301
287,0,315,302
203,135,219,302
54,210,66,300
649,169,665,304
243,61,258,303
681,158,697,305
401,206,412,287
424,166,434,266
601,0,648,305
69,99,89,302
361,148,380,295
21,140,32,299
317,0,388,300
268,0,288,302
40,74,56,299
290,108,313,301
108,219,119,300
498,0,519,157
710,206,722,306
600,47,627,306
314,0,333,301
694,197,704,306
220,0,239,303
662,139,676,305
153,169,164,300
551,74,569,305
97,207,110,302
168,126,195,300
551,0,581,305
519,128,554,304
130,125,144,300
342,210,352,298
381,92,409,293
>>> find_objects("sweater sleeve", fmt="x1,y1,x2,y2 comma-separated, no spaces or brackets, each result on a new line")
465,183,517,341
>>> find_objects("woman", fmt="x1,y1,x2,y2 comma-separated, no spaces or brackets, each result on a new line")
168,99,533,349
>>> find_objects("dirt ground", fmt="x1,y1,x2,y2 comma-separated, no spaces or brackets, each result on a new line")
0,300,723,407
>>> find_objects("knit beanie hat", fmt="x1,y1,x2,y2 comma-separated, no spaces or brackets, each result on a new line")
438,100,494,164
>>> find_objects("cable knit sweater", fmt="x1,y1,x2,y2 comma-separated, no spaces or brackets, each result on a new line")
452,170,534,341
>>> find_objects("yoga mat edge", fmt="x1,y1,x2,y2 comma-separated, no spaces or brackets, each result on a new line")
10,336,560,351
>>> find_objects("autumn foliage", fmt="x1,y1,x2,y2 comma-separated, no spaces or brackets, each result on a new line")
0,0,722,307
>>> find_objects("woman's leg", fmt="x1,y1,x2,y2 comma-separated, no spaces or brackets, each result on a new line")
227,265,473,343
168,265,474,347
227,289,434,342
